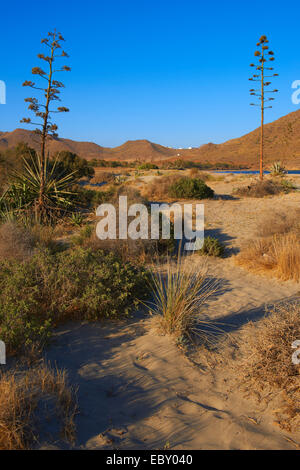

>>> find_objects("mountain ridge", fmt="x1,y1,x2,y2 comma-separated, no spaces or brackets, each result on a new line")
1,109,300,168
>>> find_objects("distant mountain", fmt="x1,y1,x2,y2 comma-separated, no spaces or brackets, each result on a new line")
1,109,300,168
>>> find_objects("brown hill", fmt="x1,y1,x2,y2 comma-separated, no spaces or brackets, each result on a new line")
1,109,300,168
179,109,300,168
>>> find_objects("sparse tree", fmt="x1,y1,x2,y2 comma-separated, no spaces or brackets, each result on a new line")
249,35,278,180
21,30,71,215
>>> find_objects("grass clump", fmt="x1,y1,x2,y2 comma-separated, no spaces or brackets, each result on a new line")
90,171,116,185
256,208,300,238
148,255,219,342
237,207,300,282
0,247,149,355
0,363,77,449
233,303,300,432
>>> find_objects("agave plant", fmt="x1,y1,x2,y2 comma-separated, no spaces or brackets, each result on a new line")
0,153,78,223
270,161,287,176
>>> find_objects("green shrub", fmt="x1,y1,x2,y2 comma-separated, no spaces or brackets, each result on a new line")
74,185,116,208
53,151,95,179
0,248,149,355
169,177,214,199
137,163,159,170
199,236,225,257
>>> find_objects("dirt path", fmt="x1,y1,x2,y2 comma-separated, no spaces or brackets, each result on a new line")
42,180,300,450
43,258,299,450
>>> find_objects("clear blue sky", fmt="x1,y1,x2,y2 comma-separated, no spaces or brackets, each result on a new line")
1,0,299,148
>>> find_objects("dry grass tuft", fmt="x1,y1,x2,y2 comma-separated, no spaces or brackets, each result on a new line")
90,171,116,185
0,222,62,262
237,233,300,282
148,255,220,342
234,179,292,198
233,303,300,432
0,363,77,450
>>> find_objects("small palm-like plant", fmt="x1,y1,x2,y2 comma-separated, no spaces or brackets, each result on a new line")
1,154,78,223
270,161,286,176
148,253,221,342
69,212,84,227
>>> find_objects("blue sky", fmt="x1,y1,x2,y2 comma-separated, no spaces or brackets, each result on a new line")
1,0,299,147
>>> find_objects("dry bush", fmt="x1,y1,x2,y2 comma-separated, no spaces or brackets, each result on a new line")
81,231,155,263
236,233,300,282
0,363,77,449
234,179,288,198
188,170,224,182
0,222,63,262
0,222,35,261
142,174,181,200
30,223,63,251
112,185,148,206
75,186,176,262
90,171,116,185
77,221,175,264
189,168,200,178
232,303,300,432
256,208,300,238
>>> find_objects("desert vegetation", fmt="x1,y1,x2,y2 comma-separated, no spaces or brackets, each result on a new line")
233,178,295,198
143,174,214,200
237,208,300,281
0,363,77,449
226,303,300,432
0,245,149,356
0,21,299,451
198,236,225,257
148,255,220,343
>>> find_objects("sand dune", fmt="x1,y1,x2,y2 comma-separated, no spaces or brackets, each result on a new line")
41,178,300,450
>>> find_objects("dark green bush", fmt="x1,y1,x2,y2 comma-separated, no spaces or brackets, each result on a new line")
137,163,159,170
53,151,95,179
169,177,214,199
74,185,116,208
199,236,225,257
0,247,149,355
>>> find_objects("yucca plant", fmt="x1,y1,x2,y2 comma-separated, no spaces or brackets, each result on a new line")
0,154,78,224
148,253,221,343
69,212,84,226
269,161,287,176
